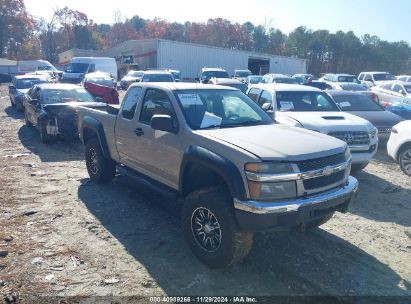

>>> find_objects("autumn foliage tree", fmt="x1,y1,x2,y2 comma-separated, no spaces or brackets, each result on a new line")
0,0,36,58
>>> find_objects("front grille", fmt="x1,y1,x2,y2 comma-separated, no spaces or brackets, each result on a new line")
328,131,370,146
297,152,346,172
303,171,345,190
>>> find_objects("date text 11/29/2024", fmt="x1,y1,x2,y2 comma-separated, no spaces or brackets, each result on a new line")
149,296,257,303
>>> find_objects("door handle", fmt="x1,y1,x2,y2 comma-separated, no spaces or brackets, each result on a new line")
134,128,144,136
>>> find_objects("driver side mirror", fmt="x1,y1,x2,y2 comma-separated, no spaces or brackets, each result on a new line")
195,77,199,82
151,115,178,134
9,85,15,91
262,102,273,111
400,89,406,96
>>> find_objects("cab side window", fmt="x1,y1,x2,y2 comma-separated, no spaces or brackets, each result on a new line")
139,89,177,125
121,86,142,120
259,90,273,107
247,88,261,102
392,84,403,93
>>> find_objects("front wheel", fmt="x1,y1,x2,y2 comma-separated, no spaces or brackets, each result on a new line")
39,121,52,144
182,186,253,268
398,145,411,176
85,137,116,183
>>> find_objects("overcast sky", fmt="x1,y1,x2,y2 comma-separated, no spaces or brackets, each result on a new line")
25,0,411,44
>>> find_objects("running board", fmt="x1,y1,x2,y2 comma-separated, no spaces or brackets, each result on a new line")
116,165,178,199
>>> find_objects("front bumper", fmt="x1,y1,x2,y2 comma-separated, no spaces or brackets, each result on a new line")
234,176,358,232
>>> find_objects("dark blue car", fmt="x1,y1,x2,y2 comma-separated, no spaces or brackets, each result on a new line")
9,75,49,111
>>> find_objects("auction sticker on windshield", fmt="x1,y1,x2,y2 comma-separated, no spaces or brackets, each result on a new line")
280,101,294,110
178,94,202,106
339,101,351,108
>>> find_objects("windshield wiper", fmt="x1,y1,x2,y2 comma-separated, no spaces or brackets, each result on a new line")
200,124,221,129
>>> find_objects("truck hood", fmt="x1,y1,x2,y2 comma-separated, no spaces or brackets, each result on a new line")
197,124,346,161
347,110,404,128
278,111,373,132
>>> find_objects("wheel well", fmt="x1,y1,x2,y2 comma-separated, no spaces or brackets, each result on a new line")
83,127,98,144
182,163,229,198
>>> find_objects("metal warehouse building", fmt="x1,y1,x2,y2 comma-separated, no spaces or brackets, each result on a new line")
60,39,307,79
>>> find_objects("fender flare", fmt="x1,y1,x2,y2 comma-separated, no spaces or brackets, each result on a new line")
179,145,247,200
81,116,111,159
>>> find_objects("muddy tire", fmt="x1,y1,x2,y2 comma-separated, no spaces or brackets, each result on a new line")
351,162,369,172
182,186,253,268
85,137,116,183
398,144,411,176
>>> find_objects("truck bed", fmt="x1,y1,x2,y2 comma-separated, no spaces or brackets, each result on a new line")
77,104,120,162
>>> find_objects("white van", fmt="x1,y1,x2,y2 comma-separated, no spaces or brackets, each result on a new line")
17,60,61,79
62,57,117,84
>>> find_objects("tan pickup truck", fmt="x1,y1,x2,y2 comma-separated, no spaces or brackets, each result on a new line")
78,82,358,268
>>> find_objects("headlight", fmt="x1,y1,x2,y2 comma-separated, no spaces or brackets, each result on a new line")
344,147,351,161
245,162,293,174
245,162,297,200
368,127,378,139
248,180,297,200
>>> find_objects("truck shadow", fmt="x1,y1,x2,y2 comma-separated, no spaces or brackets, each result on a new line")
350,170,410,227
78,176,409,296
17,125,84,162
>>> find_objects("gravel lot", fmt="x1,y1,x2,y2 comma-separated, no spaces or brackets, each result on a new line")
0,85,410,302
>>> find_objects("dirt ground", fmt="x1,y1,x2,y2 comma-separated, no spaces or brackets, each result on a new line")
0,85,410,302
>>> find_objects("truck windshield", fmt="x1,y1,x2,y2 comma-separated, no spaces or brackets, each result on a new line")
142,74,174,82
235,71,251,77
41,88,95,104
176,89,272,130
202,71,229,79
276,91,340,112
332,94,383,111
65,63,89,73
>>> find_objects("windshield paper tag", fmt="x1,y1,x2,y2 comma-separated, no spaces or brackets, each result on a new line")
339,101,351,107
200,111,222,128
178,94,202,106
280,101,294,110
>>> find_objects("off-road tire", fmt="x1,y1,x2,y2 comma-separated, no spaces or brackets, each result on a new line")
85,137,116,183
398,144,411,176
351,162,369,172
182,186,253,268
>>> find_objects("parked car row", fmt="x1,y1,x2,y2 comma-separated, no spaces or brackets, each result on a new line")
5,65,411,268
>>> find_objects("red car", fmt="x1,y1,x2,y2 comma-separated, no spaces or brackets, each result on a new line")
83,72,119,104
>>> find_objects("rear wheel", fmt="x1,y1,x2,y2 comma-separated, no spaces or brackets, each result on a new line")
182,186,253,268
85,137,116,183
398,145,411,176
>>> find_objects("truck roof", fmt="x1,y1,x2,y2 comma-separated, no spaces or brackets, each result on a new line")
36,83,83,90
251,83,322,92
129,82,238,91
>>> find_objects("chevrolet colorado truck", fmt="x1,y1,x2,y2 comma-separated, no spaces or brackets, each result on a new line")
247,84,378,171
78,83,358,268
